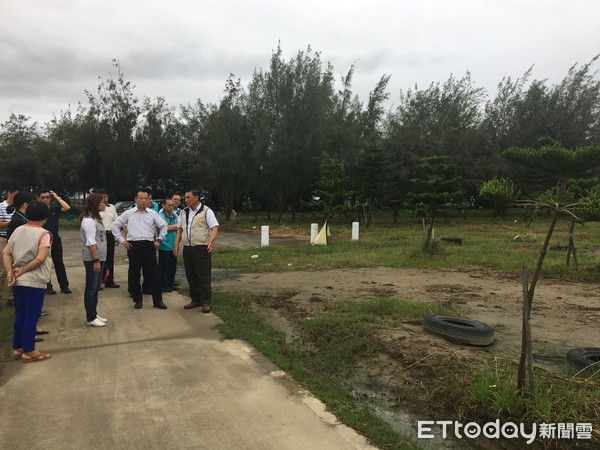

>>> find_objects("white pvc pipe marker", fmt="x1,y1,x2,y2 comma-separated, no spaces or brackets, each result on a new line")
310,223,318,244
352,222,359,240
261,226,269,247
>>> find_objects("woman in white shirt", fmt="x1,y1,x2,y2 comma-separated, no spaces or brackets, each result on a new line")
80,193,108,327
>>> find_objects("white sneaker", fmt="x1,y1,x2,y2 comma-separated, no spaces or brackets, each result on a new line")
96,315,108,323
86,318,106,327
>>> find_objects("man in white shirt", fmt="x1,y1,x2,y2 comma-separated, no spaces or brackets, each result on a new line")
95,189,120,289
171,193,183,217
0,186,20,304
112,189,168,310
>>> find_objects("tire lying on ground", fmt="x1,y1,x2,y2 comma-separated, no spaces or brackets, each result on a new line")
423,315,494,346
566,347,600,374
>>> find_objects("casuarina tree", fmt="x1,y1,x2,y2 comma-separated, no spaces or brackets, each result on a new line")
410,156,463,253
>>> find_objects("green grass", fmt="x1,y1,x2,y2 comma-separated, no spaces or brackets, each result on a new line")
217,210,600,281
59,217,81,228
470,359,600,429
326,297,458,321
0,285,14,358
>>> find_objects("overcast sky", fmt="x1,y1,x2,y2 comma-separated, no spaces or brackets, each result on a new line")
1,0,599,125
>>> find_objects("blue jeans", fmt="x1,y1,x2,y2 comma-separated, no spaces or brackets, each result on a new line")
84,260,105,322
13,286,45,352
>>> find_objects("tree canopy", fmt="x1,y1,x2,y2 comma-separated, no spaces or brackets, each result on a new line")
2,49,600,221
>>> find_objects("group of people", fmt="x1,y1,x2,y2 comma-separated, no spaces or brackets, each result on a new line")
1,187,219,362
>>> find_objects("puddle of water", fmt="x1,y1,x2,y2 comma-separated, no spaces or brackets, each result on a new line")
348,377,458,449
348,377,515,449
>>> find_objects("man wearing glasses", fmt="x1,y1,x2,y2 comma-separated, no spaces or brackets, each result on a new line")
37,189,71,294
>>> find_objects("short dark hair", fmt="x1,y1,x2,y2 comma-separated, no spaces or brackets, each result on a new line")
12,191,36,211
187,189,201,199
135,188,150,196
162,196,172,205
36,187,51,197
94,188,108,195
25,201,50,221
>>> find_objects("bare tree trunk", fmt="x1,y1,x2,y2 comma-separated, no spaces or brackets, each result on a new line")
366,199,373,229
527,211,560,303
517,267,529,392
517,267,535,397
566,220,577,267
424,217,435,252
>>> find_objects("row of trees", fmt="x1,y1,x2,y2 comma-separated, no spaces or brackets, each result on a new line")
1,48,600,221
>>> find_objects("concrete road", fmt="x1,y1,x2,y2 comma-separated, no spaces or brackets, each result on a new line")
0,229,374,450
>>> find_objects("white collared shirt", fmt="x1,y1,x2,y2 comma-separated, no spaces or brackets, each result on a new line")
100,204,118,230
111,207,168,243
177,203,219,236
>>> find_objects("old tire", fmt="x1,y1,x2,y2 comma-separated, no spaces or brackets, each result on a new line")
567,347,600,374
423,315,494,346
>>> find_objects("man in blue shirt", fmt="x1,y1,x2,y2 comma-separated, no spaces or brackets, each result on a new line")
158,197,179,292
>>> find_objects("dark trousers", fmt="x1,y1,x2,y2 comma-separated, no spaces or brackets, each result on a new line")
105,231,116,284
182,245,212,305
50,234,69,290
127,241,162,305
158,250,177,288
84,261,105,322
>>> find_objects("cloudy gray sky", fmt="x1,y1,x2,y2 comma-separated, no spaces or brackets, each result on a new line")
1,0,599,124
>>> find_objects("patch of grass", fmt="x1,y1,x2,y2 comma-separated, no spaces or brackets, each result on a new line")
327,297,457,321
216,210,600,282
303,313,380,374
470,359,599,447
213,291,420,449
0,288,14,359
59,217,81,228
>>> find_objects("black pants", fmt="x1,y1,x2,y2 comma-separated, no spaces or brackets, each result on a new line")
182,245,212,305
127,241,162,305
105,231,116,284
51,234,69,290
158,250,177,288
